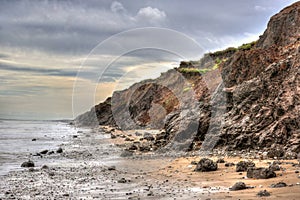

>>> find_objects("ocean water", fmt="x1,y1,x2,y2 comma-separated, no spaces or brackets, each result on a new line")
0,119,78,175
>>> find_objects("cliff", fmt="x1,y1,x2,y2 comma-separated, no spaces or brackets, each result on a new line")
76,2,300,153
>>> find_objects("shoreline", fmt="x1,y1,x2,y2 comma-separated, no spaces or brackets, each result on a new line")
1,126,300,199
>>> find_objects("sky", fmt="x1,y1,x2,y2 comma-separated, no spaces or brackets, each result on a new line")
0,0,298,120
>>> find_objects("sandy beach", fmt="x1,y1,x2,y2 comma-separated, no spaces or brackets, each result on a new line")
1,127,300,200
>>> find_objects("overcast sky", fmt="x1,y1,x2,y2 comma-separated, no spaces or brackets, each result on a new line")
0,0,298,120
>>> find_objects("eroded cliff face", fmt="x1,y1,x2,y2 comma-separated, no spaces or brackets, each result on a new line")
216,2,300,152
76,2,300,153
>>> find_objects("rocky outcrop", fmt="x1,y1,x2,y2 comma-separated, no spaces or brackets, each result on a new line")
76,2,300,154
216,2,300,153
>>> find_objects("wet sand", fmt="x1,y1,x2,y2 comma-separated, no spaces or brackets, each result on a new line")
0,127,300,199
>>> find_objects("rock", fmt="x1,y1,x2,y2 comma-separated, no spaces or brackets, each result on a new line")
139,145,151,152
111,134,117,139
247,167,276,179
143,134,155,141
117,178,127,183
120,150,133,157
236,161,255,172
21,160,35,168
225,162,235,167
40,150,49,154
128,145,138,151
32,138,37,141
47,151,54,155
147,191,154,196
108,166,116,171
230,182,247,191
257,190,271,197
270,182,287,188
56,147,63,153
216,158,225,163
269,164,281,171
156,131,167,140
194,158,218,172
191,161,198,165
135,132,143,136
41,165,49,169
267,148,285,159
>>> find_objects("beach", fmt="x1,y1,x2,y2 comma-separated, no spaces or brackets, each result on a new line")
1,124,300,199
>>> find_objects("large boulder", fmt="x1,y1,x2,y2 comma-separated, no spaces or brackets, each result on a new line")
21,160,35,168
194,158,218,172
230,182,247,191
236,160,255,172
247,167,276,179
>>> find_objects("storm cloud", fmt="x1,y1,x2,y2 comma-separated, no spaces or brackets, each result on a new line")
0,0,298,119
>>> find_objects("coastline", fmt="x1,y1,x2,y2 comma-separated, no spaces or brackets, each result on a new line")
1,126,300,199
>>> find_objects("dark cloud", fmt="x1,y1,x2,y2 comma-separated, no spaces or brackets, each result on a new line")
0,0,298,119
0,0,297,56
0,62,77,77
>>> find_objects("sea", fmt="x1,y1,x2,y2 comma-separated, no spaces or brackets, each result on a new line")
0,119,79,176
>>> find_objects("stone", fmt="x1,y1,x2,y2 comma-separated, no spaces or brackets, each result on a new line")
247,167,276,179
108,166,116,171
117,178,127,183
56,147,63,153
270,182,287,188
269,164,281,171
41,165,49,169
225,162,235,167
267,148,285,159
257,190,271,197
194,158,218,172
21,160,35,168
40,150,48,154
111,134,117,139
230,182,246,191
236,161,255,172
32,138,37,141
128,145,138,151
143,134,155,141
120,150,133,157
216,158,225,163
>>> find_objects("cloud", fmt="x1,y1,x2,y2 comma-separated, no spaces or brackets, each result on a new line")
0,0,298,119
111,1,126,14
135,7,167,25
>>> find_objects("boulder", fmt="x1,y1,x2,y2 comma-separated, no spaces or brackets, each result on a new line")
269,163,281,171
143,134,155,141
108,166,116,171
267,148,285,158
56,147,63,153
128,145,138,151
225,162,235,167
40,150,48,154
236,161,255,172
247,167,276,179
230,182,247,191
120,150,133,157
216,158,225,163
257,190,271,197
194,158,218,172
21,160,35,168
270,182,287,188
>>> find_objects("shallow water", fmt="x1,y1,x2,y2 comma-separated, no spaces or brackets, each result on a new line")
0,120,79,175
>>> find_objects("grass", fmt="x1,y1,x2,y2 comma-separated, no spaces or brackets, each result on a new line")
178,68,201,73
237,41,257,51
209,40,257,57
183,87,191,92
178,67,211,74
